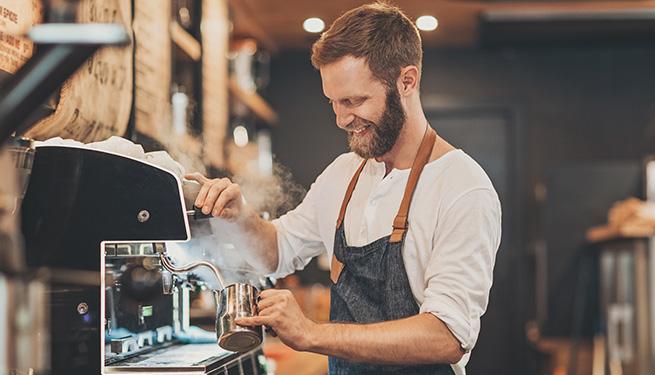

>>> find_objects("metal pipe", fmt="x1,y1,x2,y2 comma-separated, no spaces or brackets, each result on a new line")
159,254,226,290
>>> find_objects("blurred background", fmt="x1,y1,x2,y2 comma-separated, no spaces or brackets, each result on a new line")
1,1,655,375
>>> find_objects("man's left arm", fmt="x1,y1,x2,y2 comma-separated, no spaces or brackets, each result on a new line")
237,289,464,364
237,187,501,364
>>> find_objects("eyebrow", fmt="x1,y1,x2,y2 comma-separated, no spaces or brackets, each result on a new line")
327,95,370,103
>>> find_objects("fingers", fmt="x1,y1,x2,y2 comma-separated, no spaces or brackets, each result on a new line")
259,289,292,299
236,317,277,338
237,304,279,327
202,179,230,215
256,296,278,311
257,297,285,312
194,177,214,209
235,315,271,326
192,177,238,216
257,290,292,308
256,293,286,311
195,183,210,210
213,184,241,217
186,173,212,208
185,172,209,184
244,290,303,341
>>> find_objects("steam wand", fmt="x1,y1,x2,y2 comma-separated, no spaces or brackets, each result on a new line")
158,252,226,291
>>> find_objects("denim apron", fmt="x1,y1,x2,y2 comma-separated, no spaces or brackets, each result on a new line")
328,127,455,375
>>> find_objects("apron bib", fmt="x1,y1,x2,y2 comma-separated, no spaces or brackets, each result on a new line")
328,126,455,375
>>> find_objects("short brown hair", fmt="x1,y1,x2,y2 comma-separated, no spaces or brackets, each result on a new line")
311,2,422,89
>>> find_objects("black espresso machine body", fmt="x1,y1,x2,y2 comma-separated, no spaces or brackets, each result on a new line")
21,145,191,373
22,145,189,269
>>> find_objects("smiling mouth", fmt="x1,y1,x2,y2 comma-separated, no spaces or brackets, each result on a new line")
350,125,371,135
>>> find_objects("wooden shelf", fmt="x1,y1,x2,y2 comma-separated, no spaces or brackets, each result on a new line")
171,21,202,61
229,77,279,125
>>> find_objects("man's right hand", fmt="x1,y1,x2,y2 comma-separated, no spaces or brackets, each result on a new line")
185,172,245,221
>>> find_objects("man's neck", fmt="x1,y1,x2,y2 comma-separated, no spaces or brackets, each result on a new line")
376,114,428,174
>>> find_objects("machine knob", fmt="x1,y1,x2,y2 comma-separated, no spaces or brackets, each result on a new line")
137,209,150,222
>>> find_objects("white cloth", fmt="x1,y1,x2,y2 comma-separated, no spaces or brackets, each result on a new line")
35,136,186,178
271,150,502,375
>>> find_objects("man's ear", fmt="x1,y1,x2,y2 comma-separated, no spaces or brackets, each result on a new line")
397,65,419,96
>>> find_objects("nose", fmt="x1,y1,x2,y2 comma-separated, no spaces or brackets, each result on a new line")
333,102,354,129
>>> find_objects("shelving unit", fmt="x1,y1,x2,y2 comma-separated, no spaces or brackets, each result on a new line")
171,21,202,61
228,77,278,125
166,0,206,163
135,0,278,171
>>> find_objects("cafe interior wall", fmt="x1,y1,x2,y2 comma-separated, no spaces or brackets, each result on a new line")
266,41,655,375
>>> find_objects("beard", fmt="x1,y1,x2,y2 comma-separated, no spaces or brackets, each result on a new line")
345,87,406,159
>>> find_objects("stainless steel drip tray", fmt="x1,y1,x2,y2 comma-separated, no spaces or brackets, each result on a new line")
105,343,239,374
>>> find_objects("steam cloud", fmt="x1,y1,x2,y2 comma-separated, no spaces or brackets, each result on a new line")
166,161,306,290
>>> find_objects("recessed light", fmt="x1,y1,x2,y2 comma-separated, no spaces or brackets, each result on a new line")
233,125,249,147
416,15,438,31
303,17,325,33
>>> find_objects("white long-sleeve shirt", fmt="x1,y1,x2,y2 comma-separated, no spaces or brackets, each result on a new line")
271,149,502,375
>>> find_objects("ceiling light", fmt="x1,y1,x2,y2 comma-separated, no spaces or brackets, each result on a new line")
303,17,325,33
233,125,249,147
416,15,438,31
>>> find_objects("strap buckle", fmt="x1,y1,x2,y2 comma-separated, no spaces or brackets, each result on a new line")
393,215,408,230
390,215,408,243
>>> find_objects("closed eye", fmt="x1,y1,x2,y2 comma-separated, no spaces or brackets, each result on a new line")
349,97,367,106
341,96,368,107
327,96,368,108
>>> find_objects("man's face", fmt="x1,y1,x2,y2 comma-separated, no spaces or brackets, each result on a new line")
320,56,406,159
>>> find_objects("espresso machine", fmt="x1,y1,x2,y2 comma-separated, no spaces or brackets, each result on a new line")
19,143,270,374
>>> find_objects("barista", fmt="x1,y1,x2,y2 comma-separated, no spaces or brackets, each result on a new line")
187,3,501,374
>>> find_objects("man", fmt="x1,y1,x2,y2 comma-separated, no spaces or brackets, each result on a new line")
186,3,501,374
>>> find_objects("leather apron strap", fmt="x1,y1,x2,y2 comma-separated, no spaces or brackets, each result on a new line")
330,126,437,283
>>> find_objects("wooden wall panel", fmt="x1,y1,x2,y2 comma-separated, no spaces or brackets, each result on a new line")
202,0,229,168
26,0,133,142
0,0,40,74
133,0,172,141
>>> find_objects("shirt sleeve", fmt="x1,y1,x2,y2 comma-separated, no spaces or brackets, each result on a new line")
419,188,502,353
268,171,328,279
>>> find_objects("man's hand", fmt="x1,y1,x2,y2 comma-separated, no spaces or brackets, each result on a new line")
239,289,464,364
185,173,244,221
184,171,279,274
235,289,318,351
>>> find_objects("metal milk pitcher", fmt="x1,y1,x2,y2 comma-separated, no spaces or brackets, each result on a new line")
214,283,263,352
